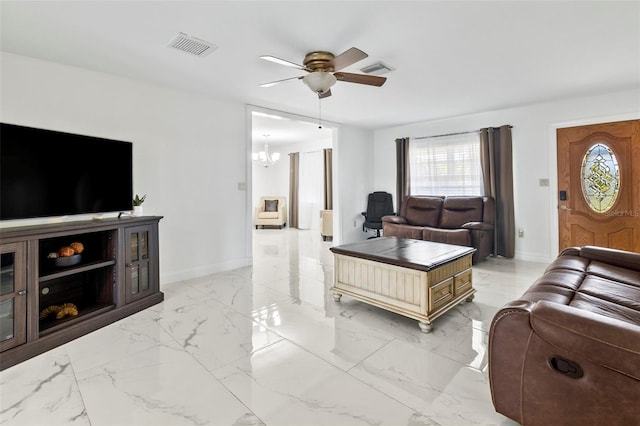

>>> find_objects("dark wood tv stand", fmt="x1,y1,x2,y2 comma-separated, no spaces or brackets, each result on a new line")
0,216,163,370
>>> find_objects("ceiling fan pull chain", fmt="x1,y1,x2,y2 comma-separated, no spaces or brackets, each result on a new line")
318,97,323,129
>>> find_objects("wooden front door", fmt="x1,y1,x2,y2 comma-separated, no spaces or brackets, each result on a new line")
557,119,640,252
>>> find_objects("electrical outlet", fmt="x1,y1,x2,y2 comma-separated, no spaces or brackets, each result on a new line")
518,228,525,238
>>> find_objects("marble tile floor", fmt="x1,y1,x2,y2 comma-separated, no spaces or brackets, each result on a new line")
1,229,549,426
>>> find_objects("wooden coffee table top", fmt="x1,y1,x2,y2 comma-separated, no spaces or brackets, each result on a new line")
330,237,475,272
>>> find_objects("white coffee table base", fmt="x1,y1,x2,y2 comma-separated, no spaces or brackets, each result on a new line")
331,251,475,333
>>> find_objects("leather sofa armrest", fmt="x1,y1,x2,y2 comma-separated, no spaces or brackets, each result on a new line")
531,300,640,379
382,215,406,224
461,221,493,231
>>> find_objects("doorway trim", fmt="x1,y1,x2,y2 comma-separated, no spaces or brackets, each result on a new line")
548,112,640,257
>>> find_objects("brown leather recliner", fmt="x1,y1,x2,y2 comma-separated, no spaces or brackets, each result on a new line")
488,246,640,425
382,196,495,263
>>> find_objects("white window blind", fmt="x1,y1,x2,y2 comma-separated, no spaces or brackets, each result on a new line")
409,132,483,196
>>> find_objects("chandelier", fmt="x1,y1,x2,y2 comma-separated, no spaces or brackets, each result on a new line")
252,136,280,167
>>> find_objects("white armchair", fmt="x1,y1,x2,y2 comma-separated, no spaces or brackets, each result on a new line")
320,209,333,241
255,196,287,229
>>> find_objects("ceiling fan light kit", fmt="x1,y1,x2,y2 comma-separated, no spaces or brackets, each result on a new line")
302,72,337,95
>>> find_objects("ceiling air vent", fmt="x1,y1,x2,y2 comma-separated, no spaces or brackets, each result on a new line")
167,32,217,57
360,61,395,76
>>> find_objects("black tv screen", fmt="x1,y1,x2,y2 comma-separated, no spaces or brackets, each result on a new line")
1,123,133,221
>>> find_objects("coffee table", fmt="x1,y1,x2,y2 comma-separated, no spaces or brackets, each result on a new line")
330,237,476,333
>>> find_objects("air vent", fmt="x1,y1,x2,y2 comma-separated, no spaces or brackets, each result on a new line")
360,61,395,76
167,33,217,57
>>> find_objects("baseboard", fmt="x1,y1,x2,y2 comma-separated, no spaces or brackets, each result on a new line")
161,257,252,285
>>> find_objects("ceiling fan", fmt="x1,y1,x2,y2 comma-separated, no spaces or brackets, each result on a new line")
259,47,387,98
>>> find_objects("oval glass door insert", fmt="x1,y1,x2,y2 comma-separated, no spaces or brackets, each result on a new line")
580,143,620,213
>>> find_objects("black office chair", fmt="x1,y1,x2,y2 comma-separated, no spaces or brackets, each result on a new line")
361,191,395,238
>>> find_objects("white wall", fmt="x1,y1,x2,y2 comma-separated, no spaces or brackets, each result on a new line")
1,52,250,284
336,126,376,243
373,88,640,262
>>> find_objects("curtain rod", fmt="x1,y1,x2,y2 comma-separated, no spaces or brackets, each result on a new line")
288,148,329,155
413,130,479,140
413,125,513,141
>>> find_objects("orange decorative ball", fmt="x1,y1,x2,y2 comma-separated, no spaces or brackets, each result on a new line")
69,242,84,254
58,246,75,257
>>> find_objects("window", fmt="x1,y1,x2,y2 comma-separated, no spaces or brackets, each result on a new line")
409,132,483,196
580,142,620,213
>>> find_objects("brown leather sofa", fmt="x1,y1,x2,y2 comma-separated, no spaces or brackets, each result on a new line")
488,246,640,425
382,196,494,263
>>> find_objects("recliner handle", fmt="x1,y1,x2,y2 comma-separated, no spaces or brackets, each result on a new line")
549,356,583,378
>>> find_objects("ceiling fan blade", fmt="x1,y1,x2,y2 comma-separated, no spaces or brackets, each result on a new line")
259,76,303,88
330,47,368,71
260,55,308,70
319,89,332,99
334,72,387,87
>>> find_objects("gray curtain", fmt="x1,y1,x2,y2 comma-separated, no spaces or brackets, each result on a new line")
289,152,299,228
323,148,333,210
395,137,410,214
480,125,515,258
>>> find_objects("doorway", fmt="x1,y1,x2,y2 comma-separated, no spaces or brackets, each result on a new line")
556,119,640,252
248,107,336,247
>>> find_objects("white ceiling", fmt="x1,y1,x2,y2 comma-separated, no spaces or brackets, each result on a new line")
251,111,334,146
1,1,639,143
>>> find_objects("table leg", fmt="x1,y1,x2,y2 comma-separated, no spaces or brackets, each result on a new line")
465,294,475,302
418,321,433,333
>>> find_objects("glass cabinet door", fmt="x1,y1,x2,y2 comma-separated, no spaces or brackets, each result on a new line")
125,226,153,303
0,242,27,352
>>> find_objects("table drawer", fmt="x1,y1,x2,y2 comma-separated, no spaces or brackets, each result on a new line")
429,277,453,312
454,268,472,295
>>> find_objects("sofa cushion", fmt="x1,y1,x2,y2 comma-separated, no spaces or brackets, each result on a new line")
544,253,590,274
264,199,279,212
403,197,443,226
569,275,640,323
258,212,280,219
520,270,586,305
422,227,471,246
383,223,424,239
587,261,640,286
439,197,484,228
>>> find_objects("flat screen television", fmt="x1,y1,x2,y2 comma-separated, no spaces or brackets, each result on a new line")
1,123,133,221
